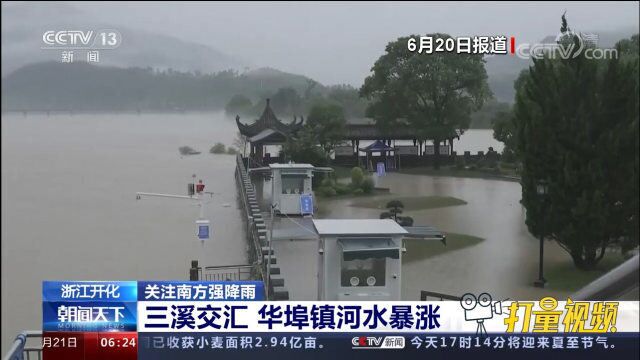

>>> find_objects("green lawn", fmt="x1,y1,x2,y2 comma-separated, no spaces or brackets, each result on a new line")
399,165,520,181
544,253,630,291
350,195,467,211
402,233,484,263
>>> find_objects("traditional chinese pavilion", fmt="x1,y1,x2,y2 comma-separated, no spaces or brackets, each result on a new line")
236,99,304,167
236,99,467,170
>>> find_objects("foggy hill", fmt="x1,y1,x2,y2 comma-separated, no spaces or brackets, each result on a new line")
1,61,323,111
1,2,245,76
484,26,638,102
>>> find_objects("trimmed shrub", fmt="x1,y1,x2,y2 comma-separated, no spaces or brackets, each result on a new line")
317,186,337,197
361,177,375,194
321,177,335,188
334,183,350,195
350,167,364,187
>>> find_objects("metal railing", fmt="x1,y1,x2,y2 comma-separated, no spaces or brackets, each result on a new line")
420,290,461,301
3,331,42,360
571,254,639,300
189,261,256,281
236,155,267,276
200,265,254,281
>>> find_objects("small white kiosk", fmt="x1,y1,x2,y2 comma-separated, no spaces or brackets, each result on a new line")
269,164,314,215
250,163,331,216
313,219,407,301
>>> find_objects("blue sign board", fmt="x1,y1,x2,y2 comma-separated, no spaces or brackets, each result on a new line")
198,224,209,240
300,194,314,215
377,162,386,176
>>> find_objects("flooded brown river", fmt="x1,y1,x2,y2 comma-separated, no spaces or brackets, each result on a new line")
1,112,557,352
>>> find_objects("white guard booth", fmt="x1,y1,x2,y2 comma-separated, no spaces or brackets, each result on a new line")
269,163,315,215
313,219,407,301
249,163,332,216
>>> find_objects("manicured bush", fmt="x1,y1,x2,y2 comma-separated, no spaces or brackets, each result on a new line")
361,177,375,194
334,183,351,195
321,177,335,188
317,186,337,197
398,216,414,226
350,167,364,187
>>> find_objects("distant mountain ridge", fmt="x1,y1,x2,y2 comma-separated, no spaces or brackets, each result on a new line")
1,2,246,76
1,61,323,111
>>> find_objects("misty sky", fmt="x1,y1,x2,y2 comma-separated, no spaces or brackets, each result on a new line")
13,1,640,85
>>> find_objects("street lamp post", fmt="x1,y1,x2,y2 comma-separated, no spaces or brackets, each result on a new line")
534,180,548,288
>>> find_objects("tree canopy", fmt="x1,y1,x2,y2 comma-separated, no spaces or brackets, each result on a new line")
360,33,492,168
515,21,639,270
305,104,347,154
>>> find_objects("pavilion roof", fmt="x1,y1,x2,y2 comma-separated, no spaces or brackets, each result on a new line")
359,140,396,152
236,99,304,139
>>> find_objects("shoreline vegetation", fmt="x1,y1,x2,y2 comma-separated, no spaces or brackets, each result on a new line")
210,142,239,155
399,166,520,182
2,62,512,129
350,196,467,211
178,146,201,155
331,165,521,182
403,233,485,263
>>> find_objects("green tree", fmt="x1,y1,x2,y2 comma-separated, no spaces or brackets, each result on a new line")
233,131,249,157
270,87,302,115
306,104,347,155
515,19,639,270
224,94,253,115
491,108,516,161
491,70,529,163
360,33,491,169
386,200,405,221
281,127,329,166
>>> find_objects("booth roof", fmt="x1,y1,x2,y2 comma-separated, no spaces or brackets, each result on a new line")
269,163,315,169
313,219,408,236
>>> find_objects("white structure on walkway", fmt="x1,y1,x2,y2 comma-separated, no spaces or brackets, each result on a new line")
313,219,407,301
250,163,331,215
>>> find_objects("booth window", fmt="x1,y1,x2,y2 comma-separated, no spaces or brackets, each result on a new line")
281,174,305,194
341,257,386,287
339,237,398,287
